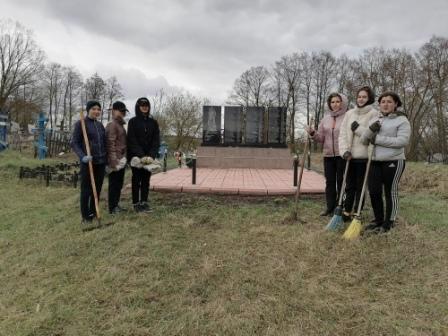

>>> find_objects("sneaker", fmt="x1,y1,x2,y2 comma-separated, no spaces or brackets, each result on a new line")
320,209,333,217
116,205,128,212
109,206,122,215
139,202,153,213
342,212,352,222
81,216,95,231
133,203,142,212
364,221,383,234
82,213,95,222
81,217,93,224
382,220,394,232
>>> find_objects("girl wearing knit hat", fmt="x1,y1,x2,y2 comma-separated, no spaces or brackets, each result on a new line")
71,100,107,225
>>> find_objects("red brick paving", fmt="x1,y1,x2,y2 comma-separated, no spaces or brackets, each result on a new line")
149,168,325,196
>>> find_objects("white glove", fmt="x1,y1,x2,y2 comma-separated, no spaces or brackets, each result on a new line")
130,156,143,168
143,159,162,173
116,157,127,171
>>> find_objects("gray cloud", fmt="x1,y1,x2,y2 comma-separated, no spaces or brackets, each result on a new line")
5,0,448,101
95,65,175,99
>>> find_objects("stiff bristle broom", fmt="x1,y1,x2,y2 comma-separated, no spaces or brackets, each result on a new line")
326,135,354,231
326,158,350,231
342,143,375,240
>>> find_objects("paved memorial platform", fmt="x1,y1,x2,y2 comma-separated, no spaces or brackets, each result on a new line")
148,168,325,196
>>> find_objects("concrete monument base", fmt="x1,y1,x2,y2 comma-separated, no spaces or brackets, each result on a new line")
196,146,293,169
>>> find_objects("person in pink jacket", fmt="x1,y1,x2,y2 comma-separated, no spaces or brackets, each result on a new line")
307,93,348,216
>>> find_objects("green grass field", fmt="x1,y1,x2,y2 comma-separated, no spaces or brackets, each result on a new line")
0,150,447,336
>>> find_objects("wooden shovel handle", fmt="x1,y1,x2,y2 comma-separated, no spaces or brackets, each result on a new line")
80,110,101,220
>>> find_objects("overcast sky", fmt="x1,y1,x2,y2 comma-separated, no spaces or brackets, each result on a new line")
2,0,448,104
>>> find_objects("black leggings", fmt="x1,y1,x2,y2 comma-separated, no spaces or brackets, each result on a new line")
80,163,105,219
323,156,345,211
131,167,151,204
344,159,367,214
368,160,406,224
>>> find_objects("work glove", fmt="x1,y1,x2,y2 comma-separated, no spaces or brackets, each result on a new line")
370,133,377,145
369,121,381,133
130,157,143,168
350,121,360,132
342,151,352,160
141,156,154,165
81,155,92,163
116,157,127,170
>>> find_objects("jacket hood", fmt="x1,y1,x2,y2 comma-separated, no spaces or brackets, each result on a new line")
135,97,151,118
382,110,408,119
328,93,348,117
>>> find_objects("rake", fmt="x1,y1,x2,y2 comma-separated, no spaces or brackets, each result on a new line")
290,119,313,222
80,109,101,228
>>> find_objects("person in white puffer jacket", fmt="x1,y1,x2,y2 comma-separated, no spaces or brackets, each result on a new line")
361,92,411,233
338,86,380,221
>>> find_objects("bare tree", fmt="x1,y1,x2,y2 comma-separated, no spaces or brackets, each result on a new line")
150,88,169,137
165,91,203,150
310,51,336,129
0,19,45,112
103,76,123,122
60,66,82,130
419,36,448,162
84,72,106,102
273,53,303,144
228,66,270,107
43,62,63,129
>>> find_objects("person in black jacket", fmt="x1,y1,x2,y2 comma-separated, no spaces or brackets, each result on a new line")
71,100,107,224
127,97,160,212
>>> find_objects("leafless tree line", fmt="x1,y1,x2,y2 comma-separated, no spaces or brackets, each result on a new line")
228,37,448,162
150,89,207,150
0,19,124,132
0,19,206,152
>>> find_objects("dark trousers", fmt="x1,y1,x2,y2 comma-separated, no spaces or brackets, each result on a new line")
344,159,367,214
80,163,105,219
323,156,345,211
368,160,406,224
108,168,125,211
131,167,151,204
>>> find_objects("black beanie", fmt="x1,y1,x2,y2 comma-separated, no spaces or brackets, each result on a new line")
86,100,101,112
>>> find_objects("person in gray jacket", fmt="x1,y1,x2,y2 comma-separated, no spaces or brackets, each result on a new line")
361,92,411,232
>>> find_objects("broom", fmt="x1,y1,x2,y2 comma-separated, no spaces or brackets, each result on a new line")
326,158,350,231
80,108,101,226
326,135,354,231
342,143,375,240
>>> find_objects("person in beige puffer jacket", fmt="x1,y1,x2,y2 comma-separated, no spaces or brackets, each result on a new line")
339,86,380,220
